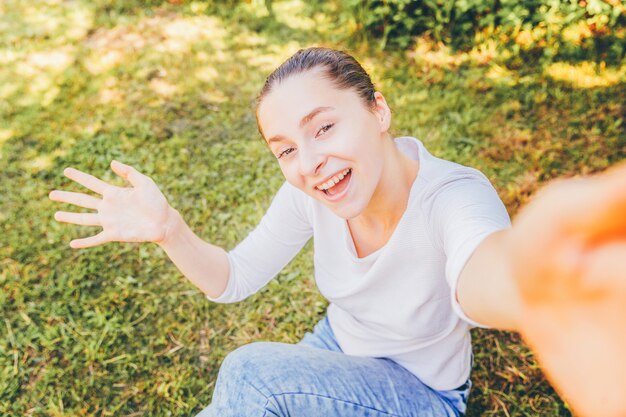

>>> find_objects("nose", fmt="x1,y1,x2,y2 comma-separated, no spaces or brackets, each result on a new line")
297,143,326,178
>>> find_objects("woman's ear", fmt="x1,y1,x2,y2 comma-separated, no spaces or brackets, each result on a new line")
373,91,392,133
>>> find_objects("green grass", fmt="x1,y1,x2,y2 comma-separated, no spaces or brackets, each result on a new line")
1,1,624,416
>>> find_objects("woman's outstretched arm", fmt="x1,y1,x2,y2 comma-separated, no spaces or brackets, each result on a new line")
49,160,230,298
455,228,520,330
457,161,626,417
155,207,230,299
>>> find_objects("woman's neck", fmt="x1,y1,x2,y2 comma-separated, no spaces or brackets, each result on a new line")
351,137,420,233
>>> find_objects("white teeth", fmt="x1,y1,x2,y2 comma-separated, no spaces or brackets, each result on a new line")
316,168,351,191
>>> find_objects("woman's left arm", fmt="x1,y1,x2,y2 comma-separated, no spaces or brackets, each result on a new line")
457,161,626,417
456,228,521,330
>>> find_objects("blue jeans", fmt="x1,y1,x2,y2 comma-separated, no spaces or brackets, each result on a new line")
195,315,471,416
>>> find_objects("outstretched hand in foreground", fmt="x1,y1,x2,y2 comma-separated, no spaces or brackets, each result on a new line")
49,160,174,248
509,161,626,417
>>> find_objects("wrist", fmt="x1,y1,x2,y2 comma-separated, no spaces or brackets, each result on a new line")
157,206,184,249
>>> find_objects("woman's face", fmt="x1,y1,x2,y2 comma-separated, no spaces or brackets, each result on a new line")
256,68,392,219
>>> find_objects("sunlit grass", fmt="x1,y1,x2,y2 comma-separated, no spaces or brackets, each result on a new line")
0,0,92,106
545,61,626,88
0,128,13,143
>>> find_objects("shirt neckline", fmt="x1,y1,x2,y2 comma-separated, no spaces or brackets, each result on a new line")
342,136,423,262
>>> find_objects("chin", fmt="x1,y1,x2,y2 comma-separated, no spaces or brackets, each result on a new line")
327,201,366,220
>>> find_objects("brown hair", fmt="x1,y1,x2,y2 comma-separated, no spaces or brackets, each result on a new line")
255,47,379,137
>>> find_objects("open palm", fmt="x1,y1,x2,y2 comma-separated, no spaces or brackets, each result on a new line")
49,160,173,248
509,162,626,417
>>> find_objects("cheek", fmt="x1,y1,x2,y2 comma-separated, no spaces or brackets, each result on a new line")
342,139,373,168
325,133,363,161
338,123,377,155
281,165,306,189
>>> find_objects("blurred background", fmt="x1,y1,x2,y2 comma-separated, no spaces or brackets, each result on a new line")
1,0,624,415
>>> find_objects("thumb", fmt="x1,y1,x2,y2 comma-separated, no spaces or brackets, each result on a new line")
110,160,144,187
568,161,626,240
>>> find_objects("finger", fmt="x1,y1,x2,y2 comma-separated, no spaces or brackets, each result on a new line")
110,160,146,187
54,211,102,226
49,190,100,210
553,161,626,240
63,167,110,195
70,231,110,249
581,242,626,293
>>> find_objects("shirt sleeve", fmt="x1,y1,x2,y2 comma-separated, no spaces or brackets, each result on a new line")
425,169,512,328
207,180,313,303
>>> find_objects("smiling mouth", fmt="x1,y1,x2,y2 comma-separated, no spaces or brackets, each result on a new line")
316,168,352,197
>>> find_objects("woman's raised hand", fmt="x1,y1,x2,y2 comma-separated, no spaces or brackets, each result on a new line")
508,161,626,417
49,160,174,248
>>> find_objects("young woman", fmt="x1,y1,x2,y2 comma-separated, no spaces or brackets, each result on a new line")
49,47,626,417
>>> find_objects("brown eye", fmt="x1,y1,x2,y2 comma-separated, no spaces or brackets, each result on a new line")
278,148,295,159
316,123,334,138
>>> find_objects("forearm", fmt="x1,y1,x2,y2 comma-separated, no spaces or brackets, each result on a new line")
157,207,230,299
456,229,522,331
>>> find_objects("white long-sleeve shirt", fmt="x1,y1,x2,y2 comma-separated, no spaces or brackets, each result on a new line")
208,136,511,390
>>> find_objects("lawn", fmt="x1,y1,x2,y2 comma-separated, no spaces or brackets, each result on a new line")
1,1,624,416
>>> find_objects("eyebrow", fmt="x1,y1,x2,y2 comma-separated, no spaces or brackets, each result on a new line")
267,106,335,144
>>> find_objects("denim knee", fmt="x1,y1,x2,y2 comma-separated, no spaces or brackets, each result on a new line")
218,342,286,393
204,342,287,416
